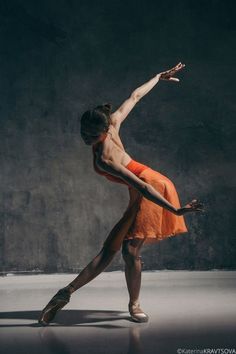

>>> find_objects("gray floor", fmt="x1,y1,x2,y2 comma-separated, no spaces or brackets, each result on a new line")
0,271,236,354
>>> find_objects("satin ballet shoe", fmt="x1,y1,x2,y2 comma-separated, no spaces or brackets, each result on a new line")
38,287,72,326
128,301,149,323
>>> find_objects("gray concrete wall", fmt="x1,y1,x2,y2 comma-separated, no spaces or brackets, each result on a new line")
0,0,235,272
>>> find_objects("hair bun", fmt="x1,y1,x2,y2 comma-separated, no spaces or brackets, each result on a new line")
103,103,112,113
94,103,112,116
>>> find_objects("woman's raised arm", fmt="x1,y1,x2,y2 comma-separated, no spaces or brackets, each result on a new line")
111,62,185,130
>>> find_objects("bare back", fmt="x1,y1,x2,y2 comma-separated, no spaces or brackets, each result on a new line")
93,124,132,167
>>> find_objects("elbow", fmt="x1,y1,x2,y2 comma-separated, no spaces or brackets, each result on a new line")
131,91,141,103
131,182,148,196
139,182,150,196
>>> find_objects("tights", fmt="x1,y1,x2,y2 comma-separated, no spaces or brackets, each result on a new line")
65,238,145,305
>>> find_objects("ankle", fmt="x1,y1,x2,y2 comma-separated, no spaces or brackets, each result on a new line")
129,299,140,307
65,284,76,294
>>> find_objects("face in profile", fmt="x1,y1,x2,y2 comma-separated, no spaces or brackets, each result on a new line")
80,107,111,145
81,127,107,145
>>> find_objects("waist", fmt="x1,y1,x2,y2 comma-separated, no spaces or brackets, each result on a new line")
124,159,150,176
93,156,150,186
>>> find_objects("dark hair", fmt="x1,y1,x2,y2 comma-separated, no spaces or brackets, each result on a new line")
80,103,112,135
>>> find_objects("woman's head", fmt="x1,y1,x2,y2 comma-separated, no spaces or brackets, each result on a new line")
80,103,112,145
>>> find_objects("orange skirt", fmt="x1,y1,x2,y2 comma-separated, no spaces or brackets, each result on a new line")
103,167,188,251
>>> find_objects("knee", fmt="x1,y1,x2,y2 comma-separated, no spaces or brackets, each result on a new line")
122,241,141,265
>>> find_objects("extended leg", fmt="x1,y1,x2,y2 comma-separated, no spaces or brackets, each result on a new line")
38,246,117,325
66,246,117,292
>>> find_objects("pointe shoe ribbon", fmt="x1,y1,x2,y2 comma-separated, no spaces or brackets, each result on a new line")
128,300,149,323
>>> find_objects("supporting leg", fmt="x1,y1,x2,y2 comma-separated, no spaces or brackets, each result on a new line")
122,238,149,322
122,239,144,304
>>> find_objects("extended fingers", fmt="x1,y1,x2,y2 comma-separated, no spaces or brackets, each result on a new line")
175,62,185,70
160,62,185,82
190,199,205,212
171,62,185,71
160,76,180,82
169,63,185,75
190,200,204,207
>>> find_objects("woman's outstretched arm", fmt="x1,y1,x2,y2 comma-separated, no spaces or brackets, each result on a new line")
133,62,186,101
96,153,203,215
110,74,161,131
111,62,185,130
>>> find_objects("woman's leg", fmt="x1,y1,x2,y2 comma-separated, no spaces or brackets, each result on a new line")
39,192,142,325
122,238,148,322
121,238,145,303
38,246,117,325
67,202,142,294
66,246,117,293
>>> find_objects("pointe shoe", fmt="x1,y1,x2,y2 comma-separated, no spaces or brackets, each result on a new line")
128,301,149,323
38,287,71,326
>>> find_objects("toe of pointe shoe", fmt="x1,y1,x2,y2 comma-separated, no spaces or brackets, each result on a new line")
38,317,49,326
130,312,149,323
129,302,149,323
38,288,71,325
38,298,69,325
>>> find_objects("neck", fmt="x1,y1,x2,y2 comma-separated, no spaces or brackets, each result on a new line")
98,132,109,144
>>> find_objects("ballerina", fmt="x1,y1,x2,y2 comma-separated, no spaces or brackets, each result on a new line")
38,62,204,325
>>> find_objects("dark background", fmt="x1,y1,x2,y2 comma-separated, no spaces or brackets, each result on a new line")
0,0,235,273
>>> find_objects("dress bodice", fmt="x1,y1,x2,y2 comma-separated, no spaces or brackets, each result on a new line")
92,145,149,187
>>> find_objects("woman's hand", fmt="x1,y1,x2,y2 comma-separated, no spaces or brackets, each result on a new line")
176,199,205,216
157,62,186,82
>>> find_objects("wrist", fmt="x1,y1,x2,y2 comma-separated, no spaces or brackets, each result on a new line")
173,207,179,215
167,205,178,215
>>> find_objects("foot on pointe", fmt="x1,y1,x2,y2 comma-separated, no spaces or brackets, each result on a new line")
38,287,72,326
128,301,149,323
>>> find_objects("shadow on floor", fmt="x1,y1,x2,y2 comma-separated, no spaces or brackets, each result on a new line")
1,310,236,354
0,309,132,327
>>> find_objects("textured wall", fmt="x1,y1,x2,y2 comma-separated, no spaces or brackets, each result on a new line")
0,0,235,273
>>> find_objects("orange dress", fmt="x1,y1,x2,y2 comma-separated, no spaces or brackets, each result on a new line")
92,145,188,251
